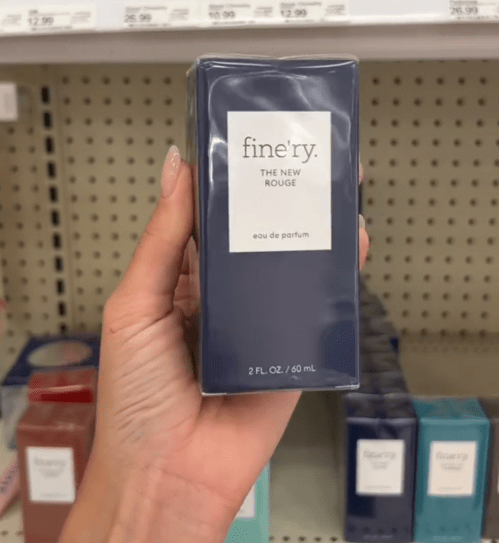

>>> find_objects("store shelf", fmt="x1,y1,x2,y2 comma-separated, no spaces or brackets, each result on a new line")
1,0,499,62
0,390,341,543
1,22,499,63
2,336,499,542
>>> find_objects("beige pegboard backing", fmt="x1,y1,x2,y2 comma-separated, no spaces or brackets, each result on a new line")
402,334,499,397
1,61,499,378
360,61,499,337
0,66,74,380
55,64,188,333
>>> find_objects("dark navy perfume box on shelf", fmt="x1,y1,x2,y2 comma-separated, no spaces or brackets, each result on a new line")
343,395,418,543
187,56,359,394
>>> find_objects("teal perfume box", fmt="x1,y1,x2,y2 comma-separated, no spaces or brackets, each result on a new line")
225,466,270,542
413,398,490,543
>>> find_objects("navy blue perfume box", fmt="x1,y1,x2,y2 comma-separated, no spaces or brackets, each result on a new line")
187,56,359,394
343,395,418,543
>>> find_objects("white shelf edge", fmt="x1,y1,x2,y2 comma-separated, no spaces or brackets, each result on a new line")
0,22,499,63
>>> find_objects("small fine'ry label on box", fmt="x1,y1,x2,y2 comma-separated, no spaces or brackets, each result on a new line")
27,447,76,503
357,439,405,495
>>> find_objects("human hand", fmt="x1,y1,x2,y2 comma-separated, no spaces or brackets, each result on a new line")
60,146,369,543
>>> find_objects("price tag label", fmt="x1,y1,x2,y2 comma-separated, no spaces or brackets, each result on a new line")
203,3,253,25
168,2,197,26
124,5,169,28
125,3,196,28
252,1,276,22
27,4,96,33
323,0,349,19
0,9,28,34
449,0,499,19
278,1,323,23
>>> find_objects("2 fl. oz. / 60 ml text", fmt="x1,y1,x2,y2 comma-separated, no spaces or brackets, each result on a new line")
248,365,317,376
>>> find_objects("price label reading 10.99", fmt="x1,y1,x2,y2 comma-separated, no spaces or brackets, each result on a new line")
205,3,253,24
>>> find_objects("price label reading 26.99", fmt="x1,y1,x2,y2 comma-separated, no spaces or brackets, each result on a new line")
124,5,169,28
449,0,499,19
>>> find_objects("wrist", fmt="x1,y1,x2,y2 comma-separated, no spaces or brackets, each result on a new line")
107,460,238,543
58,445,118,543
60,443,239,543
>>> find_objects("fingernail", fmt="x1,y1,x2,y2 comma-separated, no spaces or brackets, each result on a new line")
359,214,366,229
161,145,181,198
359,161,364,184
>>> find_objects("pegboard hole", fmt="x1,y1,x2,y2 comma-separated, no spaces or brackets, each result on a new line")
43,112,53,128
45,137,54,153
49,186,58,202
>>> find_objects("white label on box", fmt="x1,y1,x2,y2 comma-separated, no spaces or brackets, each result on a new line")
27,447,76,503
428,441,477,496
0,83,19,122
323,0,349,19
357,439,405,495
26,4,96,33
236,485,256,518
0,9,28,33
449,0,499,19
228,111,332,253
203,2,253,24
278,1,324,22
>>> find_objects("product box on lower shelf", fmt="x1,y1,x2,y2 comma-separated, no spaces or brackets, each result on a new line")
343,395,417,543
225,466,269,543
361,352,401,374
16,402,95,543
1,335,100,448
28,367,97,404
479,398,499,539
413,398,489,543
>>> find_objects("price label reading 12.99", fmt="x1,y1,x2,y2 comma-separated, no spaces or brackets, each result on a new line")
27,4,96,32
278,1,323,22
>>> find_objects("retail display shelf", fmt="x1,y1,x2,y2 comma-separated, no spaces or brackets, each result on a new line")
0,17,499,62
2,335,499,542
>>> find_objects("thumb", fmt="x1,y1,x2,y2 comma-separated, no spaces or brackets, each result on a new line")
118,146,193,310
